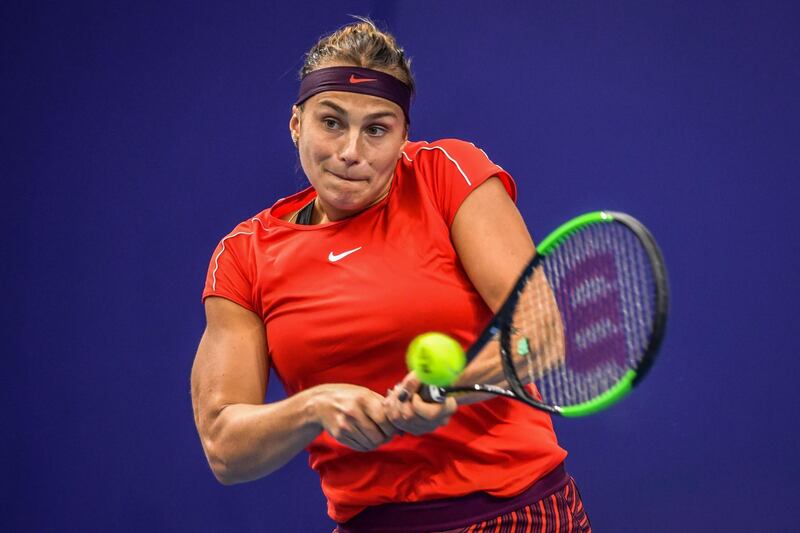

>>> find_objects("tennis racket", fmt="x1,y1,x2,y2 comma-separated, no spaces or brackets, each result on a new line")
420,211,668,417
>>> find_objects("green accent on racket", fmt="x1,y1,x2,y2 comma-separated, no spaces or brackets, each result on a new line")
557,370,637,418
536,211,613,255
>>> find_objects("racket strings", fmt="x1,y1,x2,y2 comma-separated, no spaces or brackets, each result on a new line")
508,221,658,407
509,266,564,397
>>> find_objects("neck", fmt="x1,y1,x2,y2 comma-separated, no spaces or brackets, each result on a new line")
312,179,393,224
311,198,330,224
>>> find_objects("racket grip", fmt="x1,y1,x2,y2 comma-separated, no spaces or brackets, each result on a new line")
419,385,447,403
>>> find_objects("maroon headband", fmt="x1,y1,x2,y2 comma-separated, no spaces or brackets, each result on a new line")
295,66,412,122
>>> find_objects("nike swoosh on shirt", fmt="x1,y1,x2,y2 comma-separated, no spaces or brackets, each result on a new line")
328,247,363,262
349,75,377,84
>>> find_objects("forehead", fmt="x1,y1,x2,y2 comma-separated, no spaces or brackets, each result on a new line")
303,91,402,119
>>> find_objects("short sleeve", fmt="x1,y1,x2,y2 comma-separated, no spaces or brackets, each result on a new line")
409,139,517,226
202,220,259,314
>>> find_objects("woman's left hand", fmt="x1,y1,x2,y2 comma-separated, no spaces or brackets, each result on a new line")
383,371,457,435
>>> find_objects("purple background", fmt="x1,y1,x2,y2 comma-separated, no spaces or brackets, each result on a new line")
5,1,799,531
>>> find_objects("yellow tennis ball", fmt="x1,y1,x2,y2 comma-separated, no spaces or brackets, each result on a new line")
406,332,466,387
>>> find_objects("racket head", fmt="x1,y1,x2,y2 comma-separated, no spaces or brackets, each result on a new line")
499,211,669,416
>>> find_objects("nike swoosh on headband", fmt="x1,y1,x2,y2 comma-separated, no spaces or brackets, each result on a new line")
349,74,377,84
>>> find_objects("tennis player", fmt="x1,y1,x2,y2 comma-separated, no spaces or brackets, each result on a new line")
192,18,591,532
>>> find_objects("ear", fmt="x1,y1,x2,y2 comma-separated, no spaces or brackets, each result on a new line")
289,105,301,144
398,139,408,160
397,124,409,158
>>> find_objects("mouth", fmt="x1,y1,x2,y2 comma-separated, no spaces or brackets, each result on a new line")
327,170,368,182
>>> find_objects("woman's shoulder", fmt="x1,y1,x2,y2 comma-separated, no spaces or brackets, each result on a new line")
402,138,484,160
400,138,506,187
223,208,271,237
211,207,275,257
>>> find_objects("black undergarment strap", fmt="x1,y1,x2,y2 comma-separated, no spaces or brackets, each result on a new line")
295,200,315,225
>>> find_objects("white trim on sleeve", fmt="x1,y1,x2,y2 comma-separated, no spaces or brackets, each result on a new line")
211,217,267,291
401,145,474,186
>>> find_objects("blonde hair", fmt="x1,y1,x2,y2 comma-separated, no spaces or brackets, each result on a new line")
300,17,415,94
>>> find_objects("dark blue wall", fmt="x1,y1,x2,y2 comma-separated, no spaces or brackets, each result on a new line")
5,1,799,531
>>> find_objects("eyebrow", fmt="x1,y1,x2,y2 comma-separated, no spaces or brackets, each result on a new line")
318,99,399,121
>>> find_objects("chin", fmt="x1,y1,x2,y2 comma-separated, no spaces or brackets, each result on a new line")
330,197,369,214
324,184,372,206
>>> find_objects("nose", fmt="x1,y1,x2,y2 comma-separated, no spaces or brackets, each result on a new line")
338,129,361,166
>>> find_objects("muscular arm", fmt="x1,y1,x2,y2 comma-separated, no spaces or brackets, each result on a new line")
191,297,321,484
192,297,395,484
451,177,535,312
450,177,561,398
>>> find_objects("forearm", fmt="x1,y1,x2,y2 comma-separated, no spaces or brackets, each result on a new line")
453,342,508,405
455,269,565,405
202,388,321,484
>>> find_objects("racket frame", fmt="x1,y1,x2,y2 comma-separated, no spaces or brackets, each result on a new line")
421,211,669,417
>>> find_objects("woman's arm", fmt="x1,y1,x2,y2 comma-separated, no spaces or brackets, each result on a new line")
448,176,541,392
386,176,555,416
192,297,395,484
452,176,564,394
450,177,535,312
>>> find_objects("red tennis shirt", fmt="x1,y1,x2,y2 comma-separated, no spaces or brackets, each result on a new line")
203,139,567,523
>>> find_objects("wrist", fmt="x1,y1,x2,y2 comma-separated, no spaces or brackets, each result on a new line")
298,385,327,432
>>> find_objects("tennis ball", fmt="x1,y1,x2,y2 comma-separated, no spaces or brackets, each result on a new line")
406,332,466,387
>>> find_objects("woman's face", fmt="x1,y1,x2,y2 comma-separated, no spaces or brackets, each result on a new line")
289,89,407,222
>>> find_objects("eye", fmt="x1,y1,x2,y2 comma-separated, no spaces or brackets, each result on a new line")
322,117,340,130
366,125,388,137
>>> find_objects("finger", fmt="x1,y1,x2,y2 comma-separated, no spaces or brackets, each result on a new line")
331,408,380,450
349,409,392,449
338,433,369,452
399,396,419,421
383,387,403,411
384,384,405,405
385,413,410,432
393,372,421,403
385,386,400,401
410,393,457,421
341,424,380,451
364,398,397,438
400,409,454,436
386,399,418,433
330,418,372,451
383,389,407,428
385,409,414,434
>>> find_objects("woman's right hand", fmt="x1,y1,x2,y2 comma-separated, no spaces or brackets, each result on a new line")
309,384,398,452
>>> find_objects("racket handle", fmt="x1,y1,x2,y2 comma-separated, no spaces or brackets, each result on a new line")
419,385,447,403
